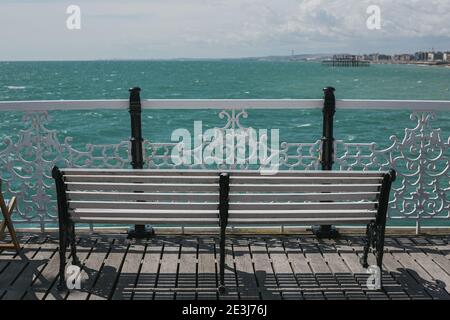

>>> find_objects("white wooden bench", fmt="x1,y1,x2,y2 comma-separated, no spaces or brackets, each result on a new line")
52,166,396,293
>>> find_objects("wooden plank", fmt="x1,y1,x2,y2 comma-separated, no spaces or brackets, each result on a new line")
333,238,368,300
25,236,96,300
112,243,145,300
390,239,449,300
249,239,281,300
425,244,450,278
230,192,379,202
176,238,197,300
300,238,342,299
72,217,218,225
67,182,218,192
381,240,430,300
219,238,239,300
63,169,221,176
233,238,259,300
62,168,384,177
153,240,180,300
230,176,383,184
267,239,302,300
67,191,218,202
230,202,378,211
316,239,351,300
133,239,162,300
402,240,450,297
229,217,373,225
65,175,219,183
284,238,321,300
0,236,43,299
71,208,218,217
231,184,381,193
230,171,384,177
67,182,380,193
228,209,376,219
0,236,40,298
2,239,56,300
64,236,112,300
70,201,219,210
197,237,218,300
89,238,128,300
68,191,378,203
344,236,384,300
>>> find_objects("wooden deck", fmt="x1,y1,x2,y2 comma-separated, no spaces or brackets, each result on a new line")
1,232,450,300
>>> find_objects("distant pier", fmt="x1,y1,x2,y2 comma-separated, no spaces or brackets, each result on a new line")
323,55,370,67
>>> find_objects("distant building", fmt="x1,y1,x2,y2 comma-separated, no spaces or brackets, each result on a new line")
378,54,392,61
415,52,428,61
434,52,444,61
365,53,379,62
427,52,435,61
444,52,450,62
394,54,413,62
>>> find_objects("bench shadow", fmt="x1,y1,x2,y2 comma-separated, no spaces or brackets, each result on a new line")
4,235,450,300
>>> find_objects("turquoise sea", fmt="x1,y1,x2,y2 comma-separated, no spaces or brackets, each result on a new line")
1,60,450,147
0,60,449,228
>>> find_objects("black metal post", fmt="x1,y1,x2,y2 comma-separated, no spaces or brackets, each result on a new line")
360,169,396,290
52,166,68,290
127,87,153,239
312,87,339,238
374,170,396,269
218,172,230,295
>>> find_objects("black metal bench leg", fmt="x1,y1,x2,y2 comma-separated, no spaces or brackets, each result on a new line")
69,221,80,266
360,222,374,268
376,225,386,290
218,172,229,295
218,225,227,295
57,225,67,291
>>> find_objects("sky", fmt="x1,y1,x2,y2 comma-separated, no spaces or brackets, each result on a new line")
0,0,449,60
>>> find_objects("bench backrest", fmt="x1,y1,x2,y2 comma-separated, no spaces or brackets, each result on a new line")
225,171,387,226
55,168,393,227
60,169,220,225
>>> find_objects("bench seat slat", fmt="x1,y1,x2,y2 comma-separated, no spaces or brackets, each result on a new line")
231,184,381,193
228,209,376,214
64,175,219,183
67,191,379,202
62,168,384,177
71,216,218,224
67,191,219,202
67,200,376,211
64,174,382,184
230,176,383,184
70,209,218,219
228,217,374,225
68,201,219,210
65,182,380,193
71,208,218,214
66,182,218,192
229,192,379,202
230,202,377,210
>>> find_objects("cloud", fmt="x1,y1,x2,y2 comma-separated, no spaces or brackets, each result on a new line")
0,0,449,60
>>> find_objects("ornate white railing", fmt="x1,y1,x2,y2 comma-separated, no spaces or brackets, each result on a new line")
0,98,449,233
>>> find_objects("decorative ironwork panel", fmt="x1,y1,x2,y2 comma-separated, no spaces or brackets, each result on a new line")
0,111,130,230
143,109,322,171
0,108,448,232
335,112,450,229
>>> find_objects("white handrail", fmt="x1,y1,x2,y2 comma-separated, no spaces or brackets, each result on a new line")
0,99,449,111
